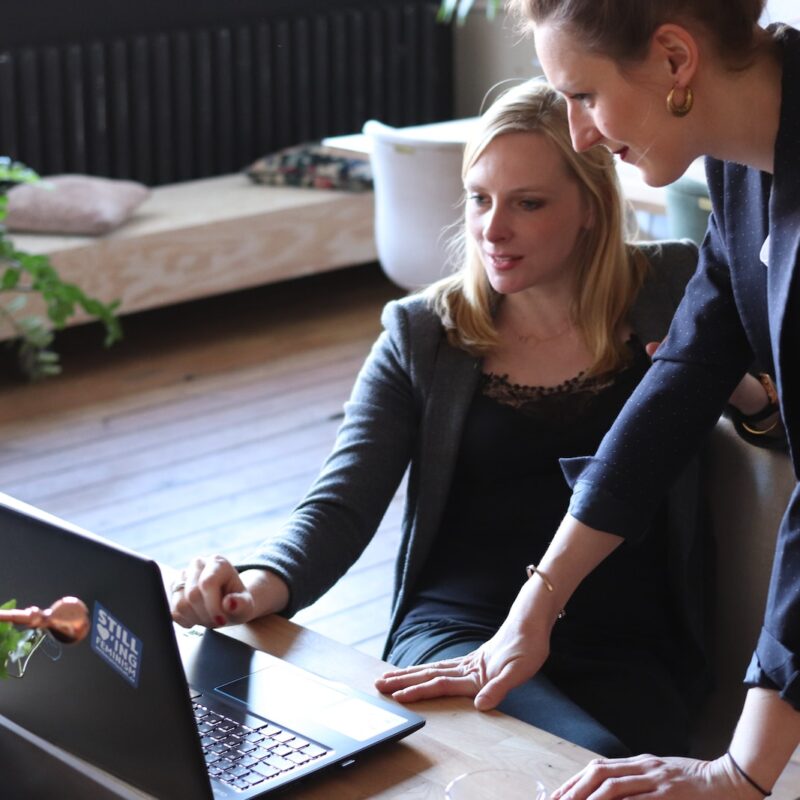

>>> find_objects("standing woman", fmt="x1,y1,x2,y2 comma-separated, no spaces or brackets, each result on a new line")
378,1,800,796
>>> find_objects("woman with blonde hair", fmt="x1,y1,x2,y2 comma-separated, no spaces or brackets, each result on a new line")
171,79,761,759
430,78,643,378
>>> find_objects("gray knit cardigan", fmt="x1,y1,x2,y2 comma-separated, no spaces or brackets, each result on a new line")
239,240,705,669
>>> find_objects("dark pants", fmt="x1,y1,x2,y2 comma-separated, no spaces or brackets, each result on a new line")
386,620,691,759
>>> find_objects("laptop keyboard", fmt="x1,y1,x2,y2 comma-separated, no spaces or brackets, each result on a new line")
193,700,331,792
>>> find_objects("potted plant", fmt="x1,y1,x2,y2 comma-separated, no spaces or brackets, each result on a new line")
0,158,122,380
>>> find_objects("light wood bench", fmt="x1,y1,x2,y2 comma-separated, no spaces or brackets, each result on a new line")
7,174,377,331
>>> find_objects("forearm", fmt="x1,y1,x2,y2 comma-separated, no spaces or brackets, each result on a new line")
519,513,623,631
379,516,629,710
240,568,290,618
728,688,800,794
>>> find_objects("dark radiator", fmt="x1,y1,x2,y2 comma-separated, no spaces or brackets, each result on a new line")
0,1,452,185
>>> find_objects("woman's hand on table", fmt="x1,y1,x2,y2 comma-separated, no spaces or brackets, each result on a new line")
169,555,288,628
551,754,758,800
375,626,549,710
375,601,552,710
376,517,623,711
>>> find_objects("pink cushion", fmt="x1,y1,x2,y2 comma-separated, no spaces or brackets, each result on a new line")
6,174,150,235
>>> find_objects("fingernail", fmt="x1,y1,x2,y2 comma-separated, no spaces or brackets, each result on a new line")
215,615,225,626
227,598,238,612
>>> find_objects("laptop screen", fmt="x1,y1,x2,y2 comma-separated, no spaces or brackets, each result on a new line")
0,494,212,799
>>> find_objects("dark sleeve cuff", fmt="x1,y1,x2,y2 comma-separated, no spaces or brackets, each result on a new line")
561,456,659,541
744,626,800,711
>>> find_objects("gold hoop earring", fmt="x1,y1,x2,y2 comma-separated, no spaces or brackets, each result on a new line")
666,86,693,118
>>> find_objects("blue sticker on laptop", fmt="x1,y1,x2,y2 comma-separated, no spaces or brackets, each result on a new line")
91,602,143,687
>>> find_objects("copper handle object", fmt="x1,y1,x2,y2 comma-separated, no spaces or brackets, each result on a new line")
0,597,90,644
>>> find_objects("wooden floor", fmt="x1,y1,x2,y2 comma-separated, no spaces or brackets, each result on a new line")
0,263,405,658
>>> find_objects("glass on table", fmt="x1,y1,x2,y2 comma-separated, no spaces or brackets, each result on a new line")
445,768,547,800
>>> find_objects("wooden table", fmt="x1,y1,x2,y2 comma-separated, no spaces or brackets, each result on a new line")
223,616,598,798
220,616,800,799
7,611,800,797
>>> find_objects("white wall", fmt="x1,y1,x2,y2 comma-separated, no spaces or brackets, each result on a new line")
762,0,800,25
452,11,541,118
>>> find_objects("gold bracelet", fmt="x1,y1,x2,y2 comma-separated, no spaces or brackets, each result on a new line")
525,564,566,619
741,416,780,436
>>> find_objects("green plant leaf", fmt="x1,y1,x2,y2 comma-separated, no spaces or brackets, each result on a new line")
0,599,21,680
437,0,460,23
1,267,20,290
0,158,39,187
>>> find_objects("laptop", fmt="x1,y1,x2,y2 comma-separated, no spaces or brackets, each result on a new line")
0,493,424,799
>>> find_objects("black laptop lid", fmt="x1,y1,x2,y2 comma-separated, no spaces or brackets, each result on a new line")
0,495,212,800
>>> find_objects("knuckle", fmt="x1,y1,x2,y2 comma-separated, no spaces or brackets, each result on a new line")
424,667,445,679
586,762,613,780
184,584,203,602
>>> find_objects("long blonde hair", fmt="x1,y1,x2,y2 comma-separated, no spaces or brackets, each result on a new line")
425,79,648,376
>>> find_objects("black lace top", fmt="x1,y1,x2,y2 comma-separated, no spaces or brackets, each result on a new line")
400,337,680,652
480,366,616,421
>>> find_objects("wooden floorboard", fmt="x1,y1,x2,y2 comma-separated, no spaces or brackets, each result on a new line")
0,374,355,495
0,263,406,655
0,342,370,457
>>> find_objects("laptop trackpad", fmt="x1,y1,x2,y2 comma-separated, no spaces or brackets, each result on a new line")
216,664,409,742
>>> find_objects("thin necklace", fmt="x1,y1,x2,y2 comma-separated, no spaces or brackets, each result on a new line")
505,318,574,346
